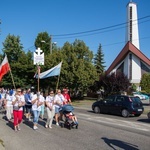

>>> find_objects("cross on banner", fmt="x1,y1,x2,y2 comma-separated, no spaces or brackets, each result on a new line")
33,47,44,65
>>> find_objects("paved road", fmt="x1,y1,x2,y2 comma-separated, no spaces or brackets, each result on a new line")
0,103,150,150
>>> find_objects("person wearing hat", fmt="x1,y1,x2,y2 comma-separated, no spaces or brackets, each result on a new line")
62,88,71,105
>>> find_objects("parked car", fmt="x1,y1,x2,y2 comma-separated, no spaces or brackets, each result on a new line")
141,93,150,99
132,92,149,100
92,95,144,117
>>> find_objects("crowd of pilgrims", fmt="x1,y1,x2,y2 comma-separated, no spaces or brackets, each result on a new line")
0,87,78,131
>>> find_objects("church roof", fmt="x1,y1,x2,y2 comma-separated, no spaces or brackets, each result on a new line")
106,41,150,74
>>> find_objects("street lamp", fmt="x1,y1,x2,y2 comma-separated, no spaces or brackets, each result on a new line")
41,38,57,54
41,35,52,54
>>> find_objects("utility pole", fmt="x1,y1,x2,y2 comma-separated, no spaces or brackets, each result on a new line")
50,35,52,54
0,19,1,35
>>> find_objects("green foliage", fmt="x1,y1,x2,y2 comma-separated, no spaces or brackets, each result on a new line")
94,44,106,75
59,40,98,93
2,34,23,63
0,34,99,94
140,73,150,93
98,72,130,97
35,32,51,55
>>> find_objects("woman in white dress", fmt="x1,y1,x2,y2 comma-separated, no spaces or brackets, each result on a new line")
45,90,55,128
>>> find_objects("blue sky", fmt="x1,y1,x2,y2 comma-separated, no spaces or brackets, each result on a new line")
0,0,150,69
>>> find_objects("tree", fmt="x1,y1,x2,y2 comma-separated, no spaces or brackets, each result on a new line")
60,39,98,95
1,34,99,95
140,73,150,93
2,34,23,63
94,44,106,75
1,34,35,88
34,32,51,55
98,72,130,97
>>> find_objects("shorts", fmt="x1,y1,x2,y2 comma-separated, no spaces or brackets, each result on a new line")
55,107,60,114
25,105,32,113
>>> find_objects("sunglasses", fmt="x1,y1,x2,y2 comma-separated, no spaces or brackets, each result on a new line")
17,91,21,92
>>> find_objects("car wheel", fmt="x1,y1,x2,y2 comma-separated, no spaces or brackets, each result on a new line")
94,106,100,113
134,114,141,117
121,109,129,117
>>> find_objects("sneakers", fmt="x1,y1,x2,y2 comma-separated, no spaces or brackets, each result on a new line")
33,126,38,130
56,122,59,126
17,125,21,131
49,125,52,129
14,125,21,131
14,126,17,132
45,124,52,128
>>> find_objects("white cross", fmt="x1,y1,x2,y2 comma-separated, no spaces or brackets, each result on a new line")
35,47,43,56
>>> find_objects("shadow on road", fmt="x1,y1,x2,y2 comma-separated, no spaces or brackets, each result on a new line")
137,119,150,123
87,110,139,118
101,137,139,150
6,120,14,130
23,120,33,129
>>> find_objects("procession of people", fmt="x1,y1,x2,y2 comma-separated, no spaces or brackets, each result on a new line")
0,87,77,132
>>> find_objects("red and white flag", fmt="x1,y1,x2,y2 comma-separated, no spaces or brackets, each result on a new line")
0,55,10,81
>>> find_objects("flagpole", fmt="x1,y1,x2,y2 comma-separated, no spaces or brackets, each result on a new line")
55,75,60,92
3,54,16,90
55,61,62,92
38,76,39,92
9,69,16,90
37,65,40,92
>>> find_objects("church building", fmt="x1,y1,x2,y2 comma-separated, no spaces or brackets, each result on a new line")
106,1,150,90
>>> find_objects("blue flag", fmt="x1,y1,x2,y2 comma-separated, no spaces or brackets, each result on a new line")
37,62,62,79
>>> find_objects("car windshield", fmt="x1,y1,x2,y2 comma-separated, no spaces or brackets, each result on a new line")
130,97,141,103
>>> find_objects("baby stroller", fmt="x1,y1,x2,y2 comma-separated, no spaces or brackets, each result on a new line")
60,104,78,130
147,111,150,119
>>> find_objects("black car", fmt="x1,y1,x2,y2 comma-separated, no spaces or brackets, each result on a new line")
92,95,144,117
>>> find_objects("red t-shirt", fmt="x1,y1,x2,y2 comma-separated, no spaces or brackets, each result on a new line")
63,93,71,104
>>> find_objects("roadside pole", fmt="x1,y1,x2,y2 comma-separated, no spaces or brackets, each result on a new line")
33,47,44,92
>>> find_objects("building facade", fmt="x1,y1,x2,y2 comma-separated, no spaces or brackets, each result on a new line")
106,1,150,90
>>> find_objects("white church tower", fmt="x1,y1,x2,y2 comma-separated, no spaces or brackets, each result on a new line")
125,1,140,49
107,0,150,91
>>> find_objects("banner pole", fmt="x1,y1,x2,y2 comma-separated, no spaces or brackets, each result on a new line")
55,61,62,92
9,68,16,90
37,65,40,92
38,76,39,92
5,54,16,90
55,75,60,92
